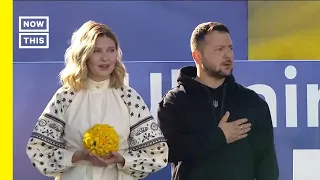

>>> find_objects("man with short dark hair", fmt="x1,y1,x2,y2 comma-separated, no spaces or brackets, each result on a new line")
157,22,279,180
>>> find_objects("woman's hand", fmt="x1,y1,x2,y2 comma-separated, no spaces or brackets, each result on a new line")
72,150,90,163
89,152,125,167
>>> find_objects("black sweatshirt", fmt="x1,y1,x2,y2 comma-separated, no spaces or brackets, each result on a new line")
157,66,279,180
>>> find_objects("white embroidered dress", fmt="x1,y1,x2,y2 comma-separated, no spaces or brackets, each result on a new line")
26,78,168,180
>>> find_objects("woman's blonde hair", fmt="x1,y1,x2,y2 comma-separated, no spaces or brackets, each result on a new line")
59,20,126,91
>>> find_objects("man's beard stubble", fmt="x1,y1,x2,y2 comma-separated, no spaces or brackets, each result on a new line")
202,58,233,79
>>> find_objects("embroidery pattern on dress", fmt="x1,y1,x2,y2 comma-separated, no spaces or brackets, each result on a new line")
119,86,167,151
26,88,77,175
30,88,76,149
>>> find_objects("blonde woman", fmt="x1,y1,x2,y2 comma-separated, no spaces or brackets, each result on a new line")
26,20,169,180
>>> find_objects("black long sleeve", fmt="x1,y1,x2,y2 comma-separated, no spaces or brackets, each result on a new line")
254,100,279,180
157,91,226,163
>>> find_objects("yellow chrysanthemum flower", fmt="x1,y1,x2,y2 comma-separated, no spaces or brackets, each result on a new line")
82,124,119,157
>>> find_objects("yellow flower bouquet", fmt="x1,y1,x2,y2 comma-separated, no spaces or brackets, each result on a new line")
82,124,119,157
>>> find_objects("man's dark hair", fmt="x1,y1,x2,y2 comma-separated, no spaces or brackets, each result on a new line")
190,22,230,52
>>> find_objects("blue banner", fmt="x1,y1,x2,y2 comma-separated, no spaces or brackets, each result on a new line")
14,61,320,180
14,1,248,62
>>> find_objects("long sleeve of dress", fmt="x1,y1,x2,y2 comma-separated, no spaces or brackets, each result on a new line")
26,89,78,177
118,87,169,179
